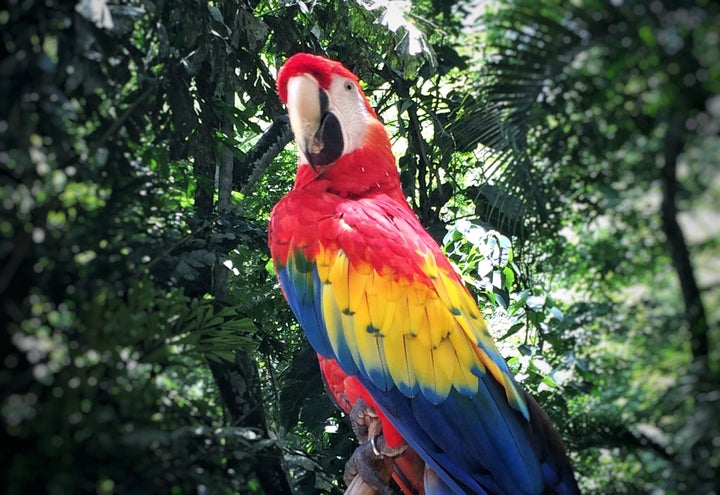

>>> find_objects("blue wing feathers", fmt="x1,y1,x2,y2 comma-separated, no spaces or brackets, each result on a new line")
278,266,335,358
363,374,546,495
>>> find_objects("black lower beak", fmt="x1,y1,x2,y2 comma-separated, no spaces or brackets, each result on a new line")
306,111,343,167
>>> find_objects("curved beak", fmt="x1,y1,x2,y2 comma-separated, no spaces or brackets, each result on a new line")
285,74,343,167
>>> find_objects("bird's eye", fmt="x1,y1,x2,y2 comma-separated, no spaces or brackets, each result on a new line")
345,82,354,92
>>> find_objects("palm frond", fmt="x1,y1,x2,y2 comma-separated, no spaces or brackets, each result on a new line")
445,2,604,239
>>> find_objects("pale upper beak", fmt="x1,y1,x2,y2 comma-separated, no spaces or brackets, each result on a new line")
285,74,343,167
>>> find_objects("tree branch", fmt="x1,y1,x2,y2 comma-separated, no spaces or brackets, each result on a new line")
660,115,710,369
235,115,292,195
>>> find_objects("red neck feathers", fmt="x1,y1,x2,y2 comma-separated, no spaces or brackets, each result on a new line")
292,121,406,203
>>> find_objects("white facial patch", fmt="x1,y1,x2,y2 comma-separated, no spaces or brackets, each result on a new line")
326,76,371,155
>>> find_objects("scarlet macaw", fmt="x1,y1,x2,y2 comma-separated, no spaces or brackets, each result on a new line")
269,53,580,495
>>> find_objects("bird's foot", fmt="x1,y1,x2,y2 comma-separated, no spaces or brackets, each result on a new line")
349,397,381,443
343,437,397,495
345,398,408,494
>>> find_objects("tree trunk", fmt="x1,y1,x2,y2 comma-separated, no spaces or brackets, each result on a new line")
660,116,709,370
210,89,293,495
209,353,294,494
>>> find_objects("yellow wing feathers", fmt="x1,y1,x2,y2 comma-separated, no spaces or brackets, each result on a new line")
316,246,519,404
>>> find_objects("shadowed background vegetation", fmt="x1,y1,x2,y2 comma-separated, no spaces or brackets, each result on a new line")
2,0,718,493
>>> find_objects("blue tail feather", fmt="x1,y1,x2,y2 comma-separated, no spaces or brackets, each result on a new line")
361,373,579,495
424,466,462,495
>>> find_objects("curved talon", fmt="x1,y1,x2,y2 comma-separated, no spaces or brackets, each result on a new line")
371,434,408,458
371,434,382,457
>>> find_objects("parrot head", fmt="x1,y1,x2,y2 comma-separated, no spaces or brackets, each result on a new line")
277,53,380,168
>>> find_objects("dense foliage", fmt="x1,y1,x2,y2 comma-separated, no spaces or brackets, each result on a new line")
2,1,718,494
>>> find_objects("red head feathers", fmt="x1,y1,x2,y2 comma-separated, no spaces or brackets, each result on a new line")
276,52,377,118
